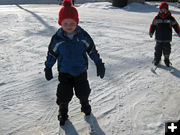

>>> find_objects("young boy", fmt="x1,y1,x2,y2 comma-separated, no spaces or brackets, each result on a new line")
149,2,180,67
44,0,105,126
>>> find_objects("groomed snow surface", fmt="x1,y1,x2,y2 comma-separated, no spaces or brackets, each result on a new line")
0,1,180,135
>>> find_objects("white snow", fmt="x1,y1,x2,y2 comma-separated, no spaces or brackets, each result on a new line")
0,1,180,135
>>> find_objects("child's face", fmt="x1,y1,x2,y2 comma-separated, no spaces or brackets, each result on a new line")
61,19,77,34
160,8,168,14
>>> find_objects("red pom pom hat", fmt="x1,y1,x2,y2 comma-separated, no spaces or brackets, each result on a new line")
58,0,79,25
159,2,168,10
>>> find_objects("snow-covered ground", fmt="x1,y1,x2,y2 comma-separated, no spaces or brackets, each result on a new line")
0,1,180,135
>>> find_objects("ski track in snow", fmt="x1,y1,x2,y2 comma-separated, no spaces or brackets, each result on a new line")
0,2,180,135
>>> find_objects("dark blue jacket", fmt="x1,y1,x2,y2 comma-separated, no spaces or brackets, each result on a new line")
149,12,180,42
45,26,102,76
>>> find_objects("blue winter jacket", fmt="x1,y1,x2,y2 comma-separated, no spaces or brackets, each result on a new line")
45,26,102,76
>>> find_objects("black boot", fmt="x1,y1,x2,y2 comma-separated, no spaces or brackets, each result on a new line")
58,103,68,126
81,100,91,116
164,59,172,67
152,58,160,66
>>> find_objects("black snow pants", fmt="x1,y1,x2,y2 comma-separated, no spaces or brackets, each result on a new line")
56,72,91,105
154,42,171,62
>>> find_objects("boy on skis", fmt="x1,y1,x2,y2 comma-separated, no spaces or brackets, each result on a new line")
149,2,180,67
44,0,105,126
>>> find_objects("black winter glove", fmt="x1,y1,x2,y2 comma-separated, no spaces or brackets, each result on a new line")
44,67,53,81
149,33,153,38
96,61,105,79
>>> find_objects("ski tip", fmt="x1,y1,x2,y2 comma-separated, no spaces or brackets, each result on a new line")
151,68,157,74
169,69,175,73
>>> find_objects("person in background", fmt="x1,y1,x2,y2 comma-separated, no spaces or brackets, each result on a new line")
44,0,105,126
149,2,180,67
58,0,63,5
72,0,75,5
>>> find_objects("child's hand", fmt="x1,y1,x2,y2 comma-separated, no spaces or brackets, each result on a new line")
44,67,53,81
96,61,105,79
149,33,153,38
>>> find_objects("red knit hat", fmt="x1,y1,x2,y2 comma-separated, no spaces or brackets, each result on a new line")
58,0,79,25
159,2,169,10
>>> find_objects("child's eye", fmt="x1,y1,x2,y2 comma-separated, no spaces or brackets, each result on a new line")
63,23,68,26
63,23,76,27
70,23,76,26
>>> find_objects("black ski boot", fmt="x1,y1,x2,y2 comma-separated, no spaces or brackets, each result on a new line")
81,100,91,116
58,103,68,126
152,58,160,66
164,59,172,67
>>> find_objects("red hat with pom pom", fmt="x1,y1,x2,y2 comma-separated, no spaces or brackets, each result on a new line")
159,2,169,10
158,2,170,19
58,0,79,25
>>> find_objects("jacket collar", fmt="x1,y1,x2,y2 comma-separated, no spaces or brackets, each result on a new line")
158,11,171,19
56,25,82,39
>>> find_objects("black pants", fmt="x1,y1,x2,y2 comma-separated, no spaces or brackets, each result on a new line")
56,72,91,105
154,42,171,61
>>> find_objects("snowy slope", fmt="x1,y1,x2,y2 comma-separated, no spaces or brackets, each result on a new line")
0,2,180,135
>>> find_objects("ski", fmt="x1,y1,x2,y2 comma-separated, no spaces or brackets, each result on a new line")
59,125,66,135
151,65,175,73
85,114,96,135
59,114,96,135
151,65,158,73
58,120,71,135
166,66,175,73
